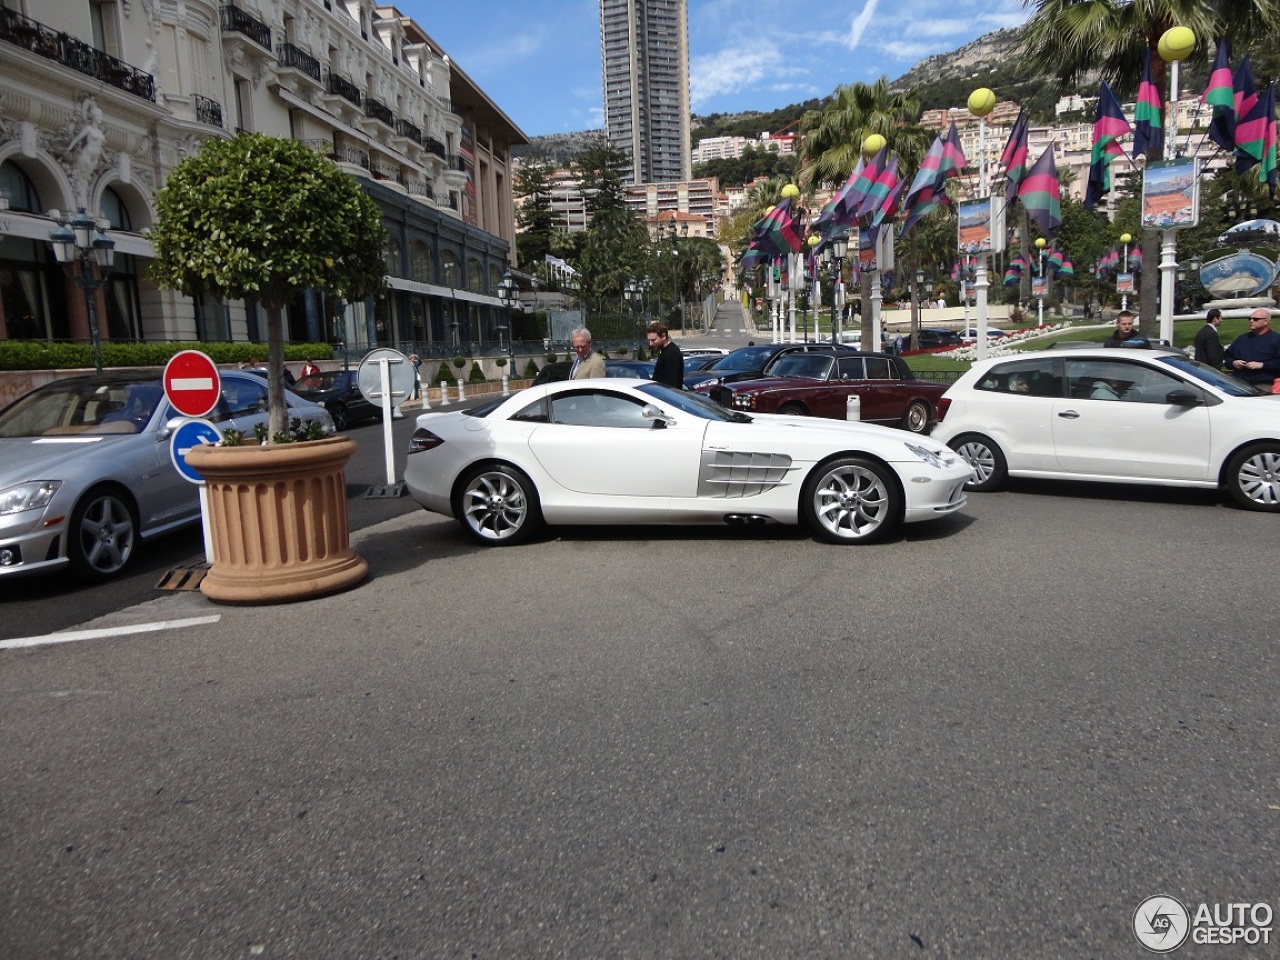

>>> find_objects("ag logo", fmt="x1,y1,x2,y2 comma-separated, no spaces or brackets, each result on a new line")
1133,895,1191,953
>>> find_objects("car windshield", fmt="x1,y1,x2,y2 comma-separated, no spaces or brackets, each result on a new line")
1157,356,1266,396
636,382,751,421
294,373,343,391
767,354,832,379
706,346,778,372
0,379,164,437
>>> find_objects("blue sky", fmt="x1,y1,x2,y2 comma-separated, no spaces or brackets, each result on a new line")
395,0,1029,139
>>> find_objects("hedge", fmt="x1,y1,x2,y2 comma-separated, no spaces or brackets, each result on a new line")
0,341,332,371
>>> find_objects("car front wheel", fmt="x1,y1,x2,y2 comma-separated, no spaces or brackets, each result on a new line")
1225,443,1280,511
801,456,901,544
68,486,138,580
327,402,349,432
949,434,1008,492
455,464,543,545
901,400,930,433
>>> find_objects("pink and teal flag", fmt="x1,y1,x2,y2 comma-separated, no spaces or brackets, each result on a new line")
999,108,1030,203
840,152,884,222
1261,82,1277,195
1045,248,1064,272
900,123,967,236
815,158,866,231
870,179,905,229
855,152,898,220
1084,83,1132,210
1133,48,1163,158
742,198,803,268
1204,38,1236,153
939,122,967,179
1018,147,1062,237
1058,259,1075,278
1127,246,1143,271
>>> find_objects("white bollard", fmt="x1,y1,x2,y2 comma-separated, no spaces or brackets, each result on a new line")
457,378,466,402
501,374,509,397
420,377,431,410
439,381,451,406
846,394,861,421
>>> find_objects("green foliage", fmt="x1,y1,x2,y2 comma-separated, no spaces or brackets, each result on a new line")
451,355,466,371
545,351,558,364
435,363,452,385
0,340,329,371
495,356,508,368
468,361,486,383
692,146,798,188
692,101,821,140
220,418,325,446
524,358,540,379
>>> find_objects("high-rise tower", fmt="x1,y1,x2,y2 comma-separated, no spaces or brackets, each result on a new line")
599,0,691,185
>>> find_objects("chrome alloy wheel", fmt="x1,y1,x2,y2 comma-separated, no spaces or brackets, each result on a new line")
461,468,532,541
809,459,893,542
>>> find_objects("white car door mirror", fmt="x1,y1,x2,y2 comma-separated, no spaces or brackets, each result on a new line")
641,404,675,427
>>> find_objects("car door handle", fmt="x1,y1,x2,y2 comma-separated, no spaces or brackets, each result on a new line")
1058,409,1081,419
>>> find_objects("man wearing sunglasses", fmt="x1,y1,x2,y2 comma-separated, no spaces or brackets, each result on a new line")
1225,310,1280,388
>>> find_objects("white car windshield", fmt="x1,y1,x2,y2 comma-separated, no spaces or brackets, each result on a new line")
767,354,833,379
636,383,751,421
1158,356,1266,397
0,379,165,437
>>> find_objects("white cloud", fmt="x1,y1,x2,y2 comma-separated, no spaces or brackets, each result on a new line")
844,0,880,51
691,45,786,107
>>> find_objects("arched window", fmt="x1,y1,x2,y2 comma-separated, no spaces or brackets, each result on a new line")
0,160,42,213
467,257,483,293
488,264,503,294
440,250,459,288
409,239,433,283
100,187,133,230
383,236,402,277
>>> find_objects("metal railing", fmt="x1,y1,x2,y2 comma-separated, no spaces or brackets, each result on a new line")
424,137,446,160
193,94,223,127
333,144,369,168
447,154,468,172
219,5,271,51
277,42,321,82
299,138,333,156
325,70,362,107
0,7,156,102
406,180,434,201
369,160,403,184
395,119,422,144
364,97,394,126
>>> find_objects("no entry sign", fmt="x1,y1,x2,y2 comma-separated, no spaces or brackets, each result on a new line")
163,350,221,418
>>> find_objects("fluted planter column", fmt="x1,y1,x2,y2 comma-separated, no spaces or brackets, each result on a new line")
186,435,368,603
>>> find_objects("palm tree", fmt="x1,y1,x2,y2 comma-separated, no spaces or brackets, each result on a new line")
797,79,920,192
1019,0,1278,330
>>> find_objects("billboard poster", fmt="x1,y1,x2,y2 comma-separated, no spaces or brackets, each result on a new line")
1031,276,1047,298
1142,157,1199,230
958,199,992,254
1116,272,1136,293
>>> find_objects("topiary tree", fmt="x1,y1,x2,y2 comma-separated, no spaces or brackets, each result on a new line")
148,133,387,437
524,358,539,379
468,361,485,383
435,362,451,386
451,355,466,379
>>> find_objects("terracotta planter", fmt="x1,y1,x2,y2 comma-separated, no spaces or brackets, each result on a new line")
186,435,368,603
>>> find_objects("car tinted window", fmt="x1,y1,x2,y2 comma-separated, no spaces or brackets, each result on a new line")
709,346,777,371
837,357,865,379
864,357,893,380
222,376,269,418
637,382,745,421
980,359,1062,397
549,390,650,428
1159,356,1265,396
509,396,548,422
769,354,832,379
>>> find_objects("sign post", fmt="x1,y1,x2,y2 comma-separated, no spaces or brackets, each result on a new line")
169,418,224,562
163,350,221,418
357,347,414,498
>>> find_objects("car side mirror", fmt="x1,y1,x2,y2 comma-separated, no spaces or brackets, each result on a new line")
642,404,674,428
1166,389,1202,407
159,416,187,440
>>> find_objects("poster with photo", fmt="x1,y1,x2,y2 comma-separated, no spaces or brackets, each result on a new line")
958,199,992,254
1031,276,1047,298
1142,157,1199,230
1116,272,1136,293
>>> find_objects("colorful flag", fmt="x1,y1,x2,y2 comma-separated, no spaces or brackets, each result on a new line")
999,108,1030,203
1058,259,1075,278
1084,83,1133,211
1045,248,1064,273
839,152,885,223
870,179,905,228
856,151,898,219
1235,81,1269,173
1262,82,1277,195
1204,38,1236,153
743,198,803,265
1133,48,1163,158
899,135,948,236
939,121,968,180
1018,147,1062,237
951,261,962,282
814,158,865,231
1003,265,1021,287
1127,246,1143,271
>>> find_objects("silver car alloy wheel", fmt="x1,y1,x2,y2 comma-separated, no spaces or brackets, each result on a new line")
1235,448,1280,507
811,461,890,541
461,469,530,541
73,491,136,577
955,439,996,485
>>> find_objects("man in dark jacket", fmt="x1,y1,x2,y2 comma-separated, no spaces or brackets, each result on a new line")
1103,310,1148,347
1193,308,1224,369
1225,309,1280,387
647,321,684,388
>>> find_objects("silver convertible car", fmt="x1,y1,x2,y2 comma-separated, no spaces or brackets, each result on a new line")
404,378,972,546
0,371,334,581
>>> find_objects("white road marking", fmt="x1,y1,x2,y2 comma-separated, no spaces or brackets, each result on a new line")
0,615,222,650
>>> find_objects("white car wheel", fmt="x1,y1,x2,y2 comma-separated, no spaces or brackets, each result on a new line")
802,457,901,544
1226,444,1280,512
455,464,542,545
950,434,1007,492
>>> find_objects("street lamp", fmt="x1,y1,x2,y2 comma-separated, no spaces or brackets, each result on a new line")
496,270,518,385
48,207,114,374
1119,232,1132,313
1158,24,1195,344
781,183,803,341
968,87,997,359
822,233,849,345
625,277,640,357
1035,237,1047,325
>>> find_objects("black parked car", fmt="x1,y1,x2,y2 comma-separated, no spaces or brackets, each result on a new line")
907,328,964,350
683,342,856,390
290,370,381,430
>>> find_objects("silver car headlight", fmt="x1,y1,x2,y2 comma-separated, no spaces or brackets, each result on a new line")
904,442,947,469
0,481,62,516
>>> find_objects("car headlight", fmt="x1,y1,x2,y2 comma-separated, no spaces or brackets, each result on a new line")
904,442,947,469
731,394,756,410
0,481,62,516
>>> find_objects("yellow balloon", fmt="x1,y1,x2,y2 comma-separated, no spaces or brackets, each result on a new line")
862,133,886,156
781,183,800,200
968,88,997,117
1120,232,1132,244
807,234,820,247
1158,26,1195,61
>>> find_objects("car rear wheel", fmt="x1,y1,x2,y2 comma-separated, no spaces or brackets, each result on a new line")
1225,443,1280,511
901,400,930,433
948,434,1008,492
68,486,138,580
801,456,901,544
777,402,807,416
455,464,543,545
327,402,349,432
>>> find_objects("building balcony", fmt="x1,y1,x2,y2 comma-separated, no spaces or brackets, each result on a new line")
324,70,362,108
333,144,369,171
364,97,394,128
369,160,404,185
425,137,446,161
193,94,224,128
276,42,321,88
219,5,272,54
0,7,156,102
406,180,434,203
394,119,422,145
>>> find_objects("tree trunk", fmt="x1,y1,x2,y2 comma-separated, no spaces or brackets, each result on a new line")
266,301,288,439
1139,232,1159,336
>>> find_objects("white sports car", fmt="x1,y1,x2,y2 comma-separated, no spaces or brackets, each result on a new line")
404,379,971,545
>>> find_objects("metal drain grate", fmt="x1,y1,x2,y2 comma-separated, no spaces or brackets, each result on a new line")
156,562,210,591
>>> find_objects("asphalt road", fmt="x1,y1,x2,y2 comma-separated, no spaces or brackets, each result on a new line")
3,469,1277,958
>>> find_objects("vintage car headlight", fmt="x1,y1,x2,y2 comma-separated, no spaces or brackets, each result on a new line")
731,394,757,410
904,442,947,469
0,481,62,516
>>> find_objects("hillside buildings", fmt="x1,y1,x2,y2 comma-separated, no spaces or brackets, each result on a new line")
599,0,691,185
0,0,524,353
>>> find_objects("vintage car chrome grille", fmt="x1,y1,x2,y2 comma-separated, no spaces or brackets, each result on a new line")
698,450,795,498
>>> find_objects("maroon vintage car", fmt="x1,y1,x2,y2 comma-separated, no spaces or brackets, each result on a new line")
698,349,949,433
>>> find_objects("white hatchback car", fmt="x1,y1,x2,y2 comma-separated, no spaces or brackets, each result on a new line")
932,346,1280,510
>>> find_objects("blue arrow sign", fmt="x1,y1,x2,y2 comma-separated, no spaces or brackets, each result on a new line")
169,418,224,484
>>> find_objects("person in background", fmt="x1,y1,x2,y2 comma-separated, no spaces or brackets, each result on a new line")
647,321,684,388
1103,310,1147,347
300,357,322,379
1225,309,1280,388
569,328,606,379
1192,309,1224,370
408,354,422,398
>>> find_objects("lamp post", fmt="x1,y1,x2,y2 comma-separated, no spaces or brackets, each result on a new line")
1119,232,1132,312
824,232,848,345
48,208,115,374
781,184,803,342
1035,237,1047,325
1158,25,1194,344
496,270,517,390
625,277,640,357
968,87,997,359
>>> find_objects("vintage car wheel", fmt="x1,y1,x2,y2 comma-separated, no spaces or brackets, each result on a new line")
68,485,138,580
801,456,901,544
1225,443,1280,512
901,400,930,434
777,402,807,416
949,434,1008,492
454,463,543,545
